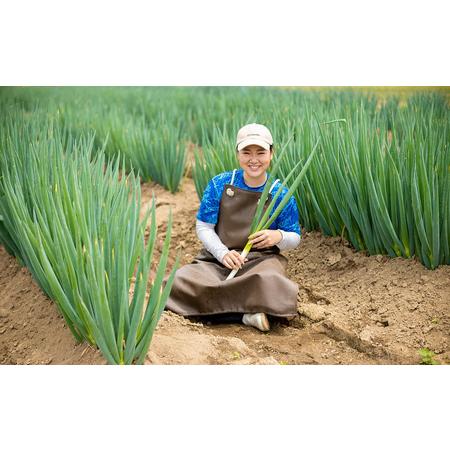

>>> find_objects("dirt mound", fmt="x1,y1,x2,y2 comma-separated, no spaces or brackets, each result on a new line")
0,249,102,365
1,177,449,365
287,232,450,363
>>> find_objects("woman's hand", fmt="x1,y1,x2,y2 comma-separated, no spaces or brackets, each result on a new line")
222,250,248,270
248,229,283,249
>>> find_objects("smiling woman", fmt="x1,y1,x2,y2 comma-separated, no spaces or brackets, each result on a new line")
238,145,273,186
165,123,301,332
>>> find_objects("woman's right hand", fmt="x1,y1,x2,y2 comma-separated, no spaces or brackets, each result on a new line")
222,250,248,270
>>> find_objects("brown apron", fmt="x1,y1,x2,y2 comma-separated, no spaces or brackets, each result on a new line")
165,173,298,317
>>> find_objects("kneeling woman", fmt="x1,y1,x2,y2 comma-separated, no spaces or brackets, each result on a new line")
165,123,301,331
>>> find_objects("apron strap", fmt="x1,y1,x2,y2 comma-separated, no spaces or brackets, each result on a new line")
269,179,280,194
230,169,237,186
257,178,280,204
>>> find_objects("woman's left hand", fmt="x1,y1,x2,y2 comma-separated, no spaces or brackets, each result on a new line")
248,229,283,249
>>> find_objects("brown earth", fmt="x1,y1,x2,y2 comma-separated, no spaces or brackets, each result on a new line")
1,177,449,365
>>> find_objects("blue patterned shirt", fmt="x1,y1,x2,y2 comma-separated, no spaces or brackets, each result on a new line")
197,169,301,235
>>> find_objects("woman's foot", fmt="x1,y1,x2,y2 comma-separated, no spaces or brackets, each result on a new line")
242,312,270,332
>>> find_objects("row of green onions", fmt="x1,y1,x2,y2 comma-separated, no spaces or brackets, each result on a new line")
0,115,179,364
1,87,448,268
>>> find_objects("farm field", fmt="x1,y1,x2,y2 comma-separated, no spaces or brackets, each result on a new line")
1,177,449,365
0,86,449,365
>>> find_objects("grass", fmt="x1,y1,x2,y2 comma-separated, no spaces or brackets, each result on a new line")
419,348,440,365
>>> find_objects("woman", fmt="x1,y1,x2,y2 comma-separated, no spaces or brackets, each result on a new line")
165,123,301,331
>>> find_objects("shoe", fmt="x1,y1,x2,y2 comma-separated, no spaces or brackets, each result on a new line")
242,312,270,332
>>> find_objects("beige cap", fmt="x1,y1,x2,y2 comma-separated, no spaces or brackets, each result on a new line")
236,123,273,152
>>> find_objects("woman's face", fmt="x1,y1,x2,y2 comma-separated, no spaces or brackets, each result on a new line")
237,144,273,181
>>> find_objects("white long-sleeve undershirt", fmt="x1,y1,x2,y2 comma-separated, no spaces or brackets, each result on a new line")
196,219,301,264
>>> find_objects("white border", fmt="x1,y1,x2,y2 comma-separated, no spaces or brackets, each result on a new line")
1,1,449,85
1,366,448,449
1,2,448,448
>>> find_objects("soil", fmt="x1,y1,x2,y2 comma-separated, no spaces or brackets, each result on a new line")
1,177,449,365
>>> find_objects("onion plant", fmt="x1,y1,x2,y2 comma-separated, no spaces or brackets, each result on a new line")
0,116,179,364
128,115,187,193
276,104,449,269
77,109,186,193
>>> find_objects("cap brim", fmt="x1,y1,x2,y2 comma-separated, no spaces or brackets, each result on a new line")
237,138,271,152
